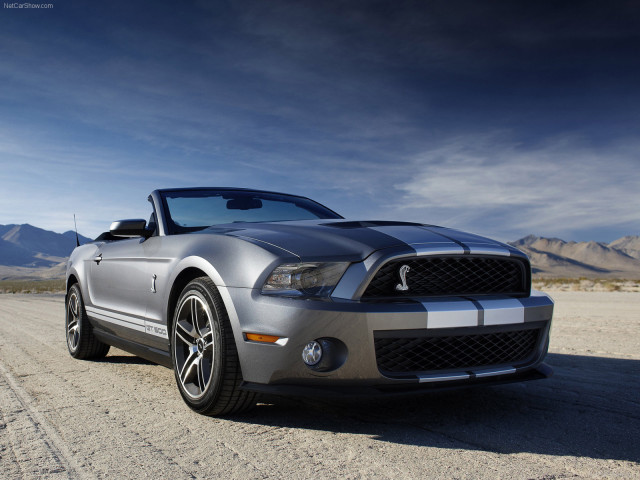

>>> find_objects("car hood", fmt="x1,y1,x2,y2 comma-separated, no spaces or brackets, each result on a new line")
204,220,518,261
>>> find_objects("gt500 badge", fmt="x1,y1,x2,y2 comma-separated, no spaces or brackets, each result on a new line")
145,323,168,339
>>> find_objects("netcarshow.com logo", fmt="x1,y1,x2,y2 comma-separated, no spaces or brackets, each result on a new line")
4,2,54,8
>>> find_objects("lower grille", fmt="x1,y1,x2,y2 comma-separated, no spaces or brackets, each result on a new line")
374,326,541,375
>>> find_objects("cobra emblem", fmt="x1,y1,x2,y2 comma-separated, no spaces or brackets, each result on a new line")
395,265,411,291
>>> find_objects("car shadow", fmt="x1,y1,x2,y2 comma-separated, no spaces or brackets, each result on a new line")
101,354,154,365
231,353,639,463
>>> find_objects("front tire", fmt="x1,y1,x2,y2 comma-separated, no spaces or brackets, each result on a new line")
171,277,256,416
65,284,110,359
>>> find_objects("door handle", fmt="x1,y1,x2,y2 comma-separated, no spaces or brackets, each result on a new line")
93,254,103,264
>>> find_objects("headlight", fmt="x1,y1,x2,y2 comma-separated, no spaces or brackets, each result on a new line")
262,262,349,298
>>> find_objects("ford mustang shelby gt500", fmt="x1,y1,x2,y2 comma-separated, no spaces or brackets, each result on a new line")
65,188,553,415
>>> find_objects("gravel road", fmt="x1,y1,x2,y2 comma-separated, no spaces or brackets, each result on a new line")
1,292,638,479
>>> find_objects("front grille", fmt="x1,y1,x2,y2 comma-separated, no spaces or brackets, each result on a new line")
374,326,541,374
363,256,528,298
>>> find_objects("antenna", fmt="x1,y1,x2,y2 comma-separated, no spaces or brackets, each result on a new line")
73,214,80,247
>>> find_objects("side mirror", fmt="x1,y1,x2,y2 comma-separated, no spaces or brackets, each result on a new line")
110,219,151,238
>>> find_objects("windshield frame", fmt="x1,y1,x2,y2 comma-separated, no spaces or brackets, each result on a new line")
158,188,343,235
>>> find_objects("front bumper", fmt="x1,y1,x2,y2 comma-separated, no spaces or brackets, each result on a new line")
225,287,553,390
240,363,553,397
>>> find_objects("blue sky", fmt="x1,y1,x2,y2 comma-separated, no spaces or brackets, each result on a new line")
0,0,638,242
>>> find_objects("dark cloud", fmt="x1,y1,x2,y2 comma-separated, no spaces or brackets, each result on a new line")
0,0,638,240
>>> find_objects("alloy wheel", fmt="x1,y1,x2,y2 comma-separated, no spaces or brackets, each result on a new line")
66,290,80,351
173,294,215,400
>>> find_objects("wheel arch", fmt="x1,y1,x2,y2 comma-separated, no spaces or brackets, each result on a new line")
166,267,208,332
66,273,79,291
165,262,257,415
66,273,80,305
164,257,244,350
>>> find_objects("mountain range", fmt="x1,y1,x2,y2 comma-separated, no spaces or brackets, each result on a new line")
0,224,92,280
509,235,640,279
0,223,638,280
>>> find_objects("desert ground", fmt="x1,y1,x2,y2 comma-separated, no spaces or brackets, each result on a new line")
0,292,638,479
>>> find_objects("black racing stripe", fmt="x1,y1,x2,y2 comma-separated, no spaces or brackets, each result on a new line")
322,221,425,228
419,227,471,254
323,223,415,251
465,297,485,326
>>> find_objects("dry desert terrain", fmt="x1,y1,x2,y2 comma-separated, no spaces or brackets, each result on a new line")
0,292,638,479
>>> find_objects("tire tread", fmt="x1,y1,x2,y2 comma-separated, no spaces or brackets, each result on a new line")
67,284,110,360
174,277,257,416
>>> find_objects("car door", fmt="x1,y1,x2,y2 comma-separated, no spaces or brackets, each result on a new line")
140,234,175,350
87,237,152,342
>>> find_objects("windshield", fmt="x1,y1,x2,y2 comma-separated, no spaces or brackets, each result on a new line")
160,189,342,234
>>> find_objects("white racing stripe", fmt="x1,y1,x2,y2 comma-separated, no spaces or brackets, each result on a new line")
412,244,465,255
87,306,169,339
86,308,146,333
422,298,478,329
465,243,511,256
417,367,518,383
474,367,517,378
86,306,145,326
418,372,470,383
477,298,525,325
421,297,527,328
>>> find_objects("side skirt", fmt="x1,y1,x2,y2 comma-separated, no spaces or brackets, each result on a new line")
93,328,173,368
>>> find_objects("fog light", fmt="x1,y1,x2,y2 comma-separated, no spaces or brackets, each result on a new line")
302,341,322,366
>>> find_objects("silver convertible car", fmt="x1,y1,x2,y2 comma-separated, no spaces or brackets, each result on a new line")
65,188,554,416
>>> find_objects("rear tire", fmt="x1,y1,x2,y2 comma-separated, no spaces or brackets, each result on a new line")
65,284,110,359
171,277,256,416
